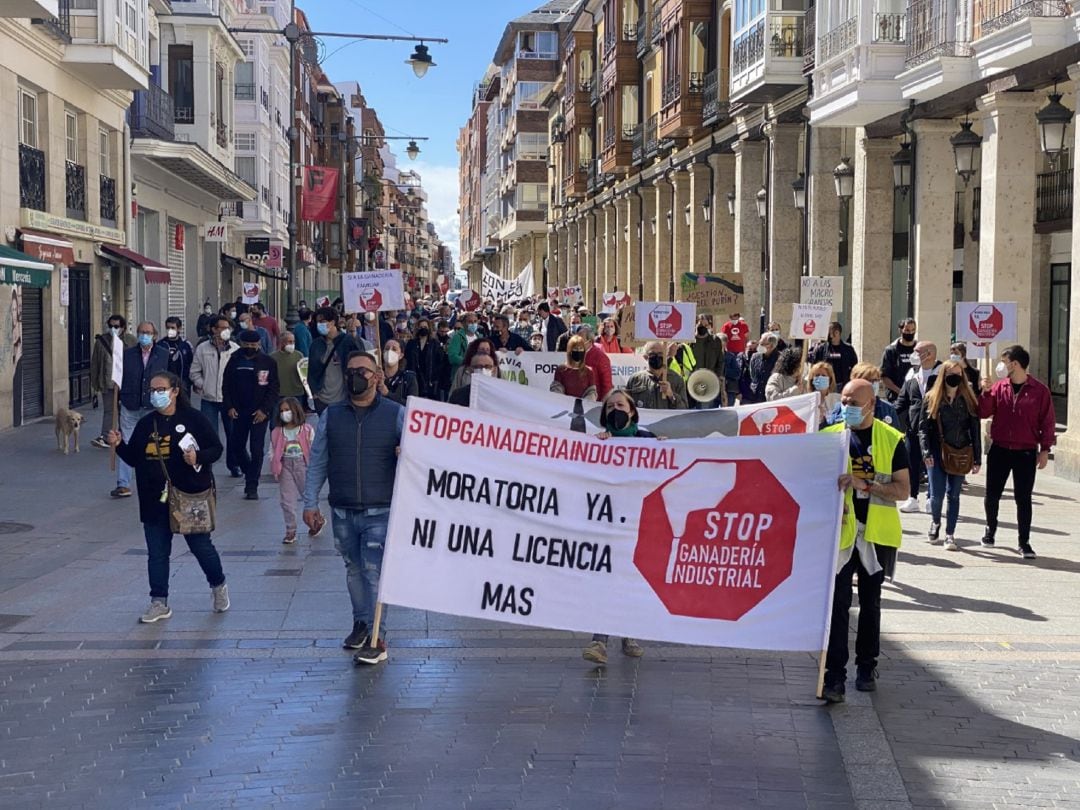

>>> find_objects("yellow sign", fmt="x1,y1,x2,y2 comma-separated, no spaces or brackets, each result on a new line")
20,209,125,245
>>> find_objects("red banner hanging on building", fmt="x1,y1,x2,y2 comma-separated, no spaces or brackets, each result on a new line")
301,165,339,222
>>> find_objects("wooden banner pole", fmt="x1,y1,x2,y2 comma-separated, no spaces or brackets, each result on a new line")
109,384,119,472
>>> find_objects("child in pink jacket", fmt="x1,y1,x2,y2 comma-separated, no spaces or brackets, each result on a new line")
270,397,315,544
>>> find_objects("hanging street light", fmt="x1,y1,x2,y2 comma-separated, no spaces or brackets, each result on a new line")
756,186,767,220
1036,87,1073,163
891,140,913,195
684,203,692,227
832,157,854,201
702,194,711,222
950,119,981,184
726,190,736,218
406,140,421,160
407,42,436,78
791,173,806,210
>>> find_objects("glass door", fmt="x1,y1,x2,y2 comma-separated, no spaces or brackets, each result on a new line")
1049,263,1069,425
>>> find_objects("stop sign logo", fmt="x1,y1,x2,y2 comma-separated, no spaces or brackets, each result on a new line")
969,304,1004,340
358,287,383,312
648,304,683,339
803,319,816,336
634,459,800,620
738,405,806,436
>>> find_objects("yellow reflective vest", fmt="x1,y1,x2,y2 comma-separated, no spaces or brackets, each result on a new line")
823,419,904,550
667,343,697,379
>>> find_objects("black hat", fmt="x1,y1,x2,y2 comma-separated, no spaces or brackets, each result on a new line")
239,329,261,344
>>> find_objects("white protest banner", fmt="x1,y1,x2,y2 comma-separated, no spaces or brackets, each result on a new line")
482,264,534,302
241,282,261,305
110,334,124,387
635,302,697,341
800,276,843,311
496,351,647,391
471,374,819,438
789,304,832,340
342,269,406,313
602,290,632,310
379,399,846,651
954,301,1017,345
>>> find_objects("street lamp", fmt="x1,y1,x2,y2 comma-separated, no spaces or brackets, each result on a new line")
950,119,981,184
755,186,767,219
406,42,436,78
702,195,711,222
726,190,736,217
891,140,913,195
832,157,854,201
406,140,421,161
684,203,692,227
791,173,806,210
1036,88,1073,164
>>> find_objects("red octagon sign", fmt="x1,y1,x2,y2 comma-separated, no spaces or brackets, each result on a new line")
358,287,383,313
738,405,807,436
634,459,799,621
648,305,683,339
969,304,1004,341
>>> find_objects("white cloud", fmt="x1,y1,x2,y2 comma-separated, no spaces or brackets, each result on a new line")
412,161,460,269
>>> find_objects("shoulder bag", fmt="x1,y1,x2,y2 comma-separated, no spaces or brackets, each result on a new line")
153,430,216,535
936,409,974,476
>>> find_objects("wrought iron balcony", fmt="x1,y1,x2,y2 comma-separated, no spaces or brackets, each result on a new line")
770,17,805,58
623,22,636,42
66,161,86,221
100,175,117,226
661,74,681,109
733,19,766,76
604,29,616,56
874,12,907,42
636,13,649,57
587,160,598,192
976,0,1069,36
701,69,730,125
803,3,816,73
644,113,658,159
651,5,663,44
31,0,70,43
818,15,857,63
603,125,616,151
18,143,46,212
632,124,644,165
590,74,600,106
235,82,256,101
1036,168,1072,223
621,123,637,142
907,0,972,66
688,72,706,94
129,84,175,140
216,119,229,148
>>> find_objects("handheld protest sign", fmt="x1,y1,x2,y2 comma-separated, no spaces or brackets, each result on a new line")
955,301,1016,346
241,282,260,305
789,304,831,341
342,270,406,314
799,276,843,311
634,302,696,342
602,290,632,310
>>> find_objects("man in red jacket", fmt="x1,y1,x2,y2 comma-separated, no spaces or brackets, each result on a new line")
577,323,612,402
978,344,1056,559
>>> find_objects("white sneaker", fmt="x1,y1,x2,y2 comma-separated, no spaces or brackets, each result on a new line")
944,536,958,551
899,497,920,513
211,583,230,613
139,600,172,623
923,499,933,514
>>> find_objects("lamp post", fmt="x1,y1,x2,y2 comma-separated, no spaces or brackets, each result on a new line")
950,119,981,185
1036,87,1073,166
229,7,446,326
757,185,767,333
726,190,736,217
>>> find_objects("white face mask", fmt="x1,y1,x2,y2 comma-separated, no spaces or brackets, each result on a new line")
756,344,768,355
364,312,376,322
384,349,401,366
280,410,294,423
219,328,232,342
995,361,1009,380
165,328,178,339
283,343,295,353
949,354,962,363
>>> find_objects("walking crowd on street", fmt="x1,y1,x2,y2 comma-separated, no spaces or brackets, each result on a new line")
89,290,1057,699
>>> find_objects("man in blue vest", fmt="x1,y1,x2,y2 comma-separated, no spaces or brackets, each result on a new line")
822,378,909,703
302,350,404,666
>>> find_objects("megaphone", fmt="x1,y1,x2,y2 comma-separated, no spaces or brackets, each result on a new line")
686,369,721,404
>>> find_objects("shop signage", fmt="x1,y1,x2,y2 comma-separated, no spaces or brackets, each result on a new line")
20,209,124,245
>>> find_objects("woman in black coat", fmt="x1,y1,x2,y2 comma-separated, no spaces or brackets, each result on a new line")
404,317,448,400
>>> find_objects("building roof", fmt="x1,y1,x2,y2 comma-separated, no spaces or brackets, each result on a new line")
493,0,581,64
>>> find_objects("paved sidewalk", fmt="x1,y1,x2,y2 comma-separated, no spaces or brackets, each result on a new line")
1,409,1079,808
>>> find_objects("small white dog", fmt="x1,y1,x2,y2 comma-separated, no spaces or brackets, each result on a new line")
54,408,85,454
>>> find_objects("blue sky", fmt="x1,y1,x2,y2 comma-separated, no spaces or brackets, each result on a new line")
299,0,542,266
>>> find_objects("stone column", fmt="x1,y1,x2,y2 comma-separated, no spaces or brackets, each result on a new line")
767,123,802,330
710,152,736,275
584,211,597,307
614,198,627,294
604,202,617,299
654,178,674,300
733,138,765,328
642,188,658,300
911,119,958,353
1056,68,1080,480
977,91,1042,361
851,130,897,362
625,191,643,299
688,160,711,276
566,220,579,286
809,127,842,277
961,184,979,301
671,169,691,298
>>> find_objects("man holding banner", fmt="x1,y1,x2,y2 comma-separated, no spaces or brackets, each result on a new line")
822,379,909,703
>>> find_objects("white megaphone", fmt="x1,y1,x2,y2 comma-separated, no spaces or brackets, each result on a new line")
660,463,738,583
687,369,721,404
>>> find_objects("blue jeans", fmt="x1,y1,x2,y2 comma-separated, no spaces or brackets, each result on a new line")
199,399,238,472
117,406,150,489
331,507,389,630
927,450,964,535
143,517,225,600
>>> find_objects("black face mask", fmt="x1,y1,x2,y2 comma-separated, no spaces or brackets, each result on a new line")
438,333,449,344
570,350,585,363
901,333,916,344
647,354,664,370
417,327,430,338
606,409,630,431
243,347,258,358
346,370,370,397
944,374,963,388
697,326,708,337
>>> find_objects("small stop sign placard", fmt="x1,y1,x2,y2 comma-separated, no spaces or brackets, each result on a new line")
969,304,1004,341
634,459,800,621
738,405,806,436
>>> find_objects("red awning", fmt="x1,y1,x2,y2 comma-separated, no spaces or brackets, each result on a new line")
99,244,171,284
19,229,75,266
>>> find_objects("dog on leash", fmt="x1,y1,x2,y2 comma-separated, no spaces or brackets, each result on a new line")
54,408,85,454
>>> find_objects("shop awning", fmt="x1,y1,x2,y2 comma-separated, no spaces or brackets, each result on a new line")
0,244,53,288
99,244,171,284
18,229,75,266
222,254,288,281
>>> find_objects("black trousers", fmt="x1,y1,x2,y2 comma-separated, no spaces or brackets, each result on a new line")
229,412,269,493
825,545,891,683
984,444,1038,543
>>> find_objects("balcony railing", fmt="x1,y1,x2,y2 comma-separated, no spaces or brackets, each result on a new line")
636,13,649,57
874,12,907,42
100,175,117,226
803,2,816,72
1036,168,1072,223
818,15,857,63
66,161,86,221
661,74,681,109
651,5,663,44
623,22,636,41
976,0,1069,36
587,160,598,192
688,72,706,94
770,17,805,58
632,124,644,164
216,119,229,148
590,74,600,106
31,0,71,43
907,0,972,66
621,123,637,142
701,68,730,125
235,82,256,101
644,113,658,158
18,144,46,212
604,29,616,56
603,124,616,151
733,19,766,76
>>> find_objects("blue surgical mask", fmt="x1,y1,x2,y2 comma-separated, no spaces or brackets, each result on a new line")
317,322,330,336
466,323,478,335
150,390,172,410
812,375,829,391
109,327,121,338
138,334,153,348
841,404,866,428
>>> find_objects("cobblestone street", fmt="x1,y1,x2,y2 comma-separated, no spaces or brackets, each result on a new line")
1,413,1079,808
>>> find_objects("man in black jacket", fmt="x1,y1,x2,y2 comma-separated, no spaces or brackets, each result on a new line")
114,322,169,498
811,321,859,388
222,329,279,499
538,301,567,352
489,314,531,354
895,341,940,513
309,307,360,413
159,316,194,393
880,318,918,402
